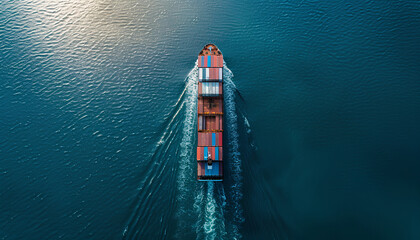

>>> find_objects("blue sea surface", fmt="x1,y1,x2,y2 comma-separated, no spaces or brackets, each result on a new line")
1,0,420,239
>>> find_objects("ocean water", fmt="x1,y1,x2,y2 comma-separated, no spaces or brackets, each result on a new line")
1,0,420,239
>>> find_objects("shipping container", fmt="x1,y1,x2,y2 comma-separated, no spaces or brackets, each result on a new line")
198,55,223,68
198,132,223,146
198,115,222,131
198,115,223,131
199,68,223,81
202,98,223,113
199,82,222,96
217,55,224,67
197,162,205,176
198,97,203,113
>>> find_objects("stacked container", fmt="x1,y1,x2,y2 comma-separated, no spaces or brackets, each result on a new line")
197,44,224,181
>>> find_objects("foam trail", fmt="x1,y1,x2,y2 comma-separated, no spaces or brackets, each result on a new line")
176,63,198,190
215,184,227,240
122,83,186,239
223,63,244,239
175,62,199,236
203,183,216,240
194,184,205,239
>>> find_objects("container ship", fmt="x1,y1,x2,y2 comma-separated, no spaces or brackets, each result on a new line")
197,44,224,181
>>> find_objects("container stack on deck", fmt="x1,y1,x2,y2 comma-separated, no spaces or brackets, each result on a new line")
197,44,224,181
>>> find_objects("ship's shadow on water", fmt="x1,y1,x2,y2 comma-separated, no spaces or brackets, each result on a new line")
123,63,253,240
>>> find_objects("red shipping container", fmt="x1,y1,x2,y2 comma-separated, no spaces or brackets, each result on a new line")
198,162,205,176
219,82,223,95
213,56,218,68
204,55,208,67
199,146,221,160
206,117,213,130
205,132,209,146
200,147,204,159
208,132,212,145
203,98,221,112
202,133,207,146
206,118,211,131
197,147,201,160
198,132,203,146
213,56,217,68
201,133,205,146
198,99,202,114
203,100,209,112
213,117,217,130
219,133,223,146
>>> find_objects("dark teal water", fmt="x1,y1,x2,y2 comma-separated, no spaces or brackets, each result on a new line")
1,0,420,239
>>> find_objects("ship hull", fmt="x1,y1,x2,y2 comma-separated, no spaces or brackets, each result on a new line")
196,44,224,181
